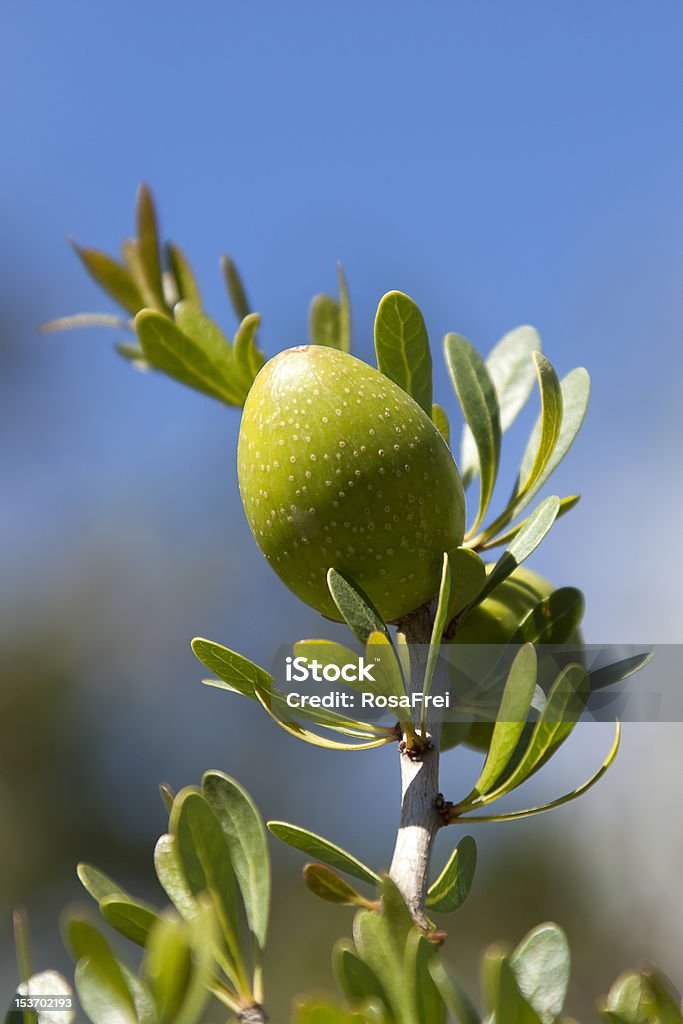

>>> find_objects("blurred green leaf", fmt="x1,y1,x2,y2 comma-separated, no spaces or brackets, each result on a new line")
327,569,390,645
233,313,264,388
303,864,374,907
12,910,32,988
426,835,477,913
118,967,157,1024
154,835,197,921
375,291,432,416
134,310,242,405
122,239,165,312
445,333,501,532
136,185,166,310
170,789,244,984
41,312,131,333
71,243,144,315
220,255,252,323
310,294,342,348
511,587,585,645
201,771,270,958
100,897,158,948
167,244,201,308
295,1003,369,1023
510,923,570,1024
338,263,352,353
268,822,379,886
143,913,193,1024
334,940,389,1009
411,932,447,1024
71,920,137,1024
461,326,540,487
77,864,129,904
159,783,175,814
432,404,450,444
115,342,150,369
428,959,481,1024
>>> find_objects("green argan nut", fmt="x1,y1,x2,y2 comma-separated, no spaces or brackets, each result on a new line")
238,345,466,622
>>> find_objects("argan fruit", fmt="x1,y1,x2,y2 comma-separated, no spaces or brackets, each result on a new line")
238,345,466,622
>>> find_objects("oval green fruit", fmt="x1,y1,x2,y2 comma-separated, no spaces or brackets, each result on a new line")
238,345,466,622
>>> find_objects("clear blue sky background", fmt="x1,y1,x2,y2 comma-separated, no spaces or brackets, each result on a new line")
2,0,683,1000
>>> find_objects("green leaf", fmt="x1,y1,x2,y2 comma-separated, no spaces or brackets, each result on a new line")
159,783,175,815
510,923,570,1024
374,291,432,415
432,404,450,444
445,333,501,532
511,588,585,645
338,263,352,353
154,835,197,921
295,1003,369,1024
268,822,379,885
446,548,487,620
134,310,242,405
327,569,390,645
421,553,452,727
479,496,580,551
461,326,540,487
77,864,129,904
428,959,481,1024
12,909,32,987
41,312,131,333
100,897,158,947
514,353,563,504
604,971,652,1024
136,184,165,310
71,243,143,315
143,913,193,1023
121,238,165,312
118,967,157,1024
170,789,245,985
201,771,270,957
484,952,544,1024
70,921,137,1024
466,645,538,799
464,496,561,613
510,367,591,520
233,313,264,388
310,294,342,349
588,652,654,692
366,631,408,706
115,342,150,369
191,638,270,699
412,933,447,1024
220,255,252,323
303,863,373,907
167,244,201,308
426,835,477,913
353,884,416,1024
334,940,389,1009
173,301,243,398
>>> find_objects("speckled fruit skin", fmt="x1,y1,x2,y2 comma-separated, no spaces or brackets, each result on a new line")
238,346,466,622
442,565,583,751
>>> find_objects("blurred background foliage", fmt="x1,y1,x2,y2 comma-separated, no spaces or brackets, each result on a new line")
2,1,683,1020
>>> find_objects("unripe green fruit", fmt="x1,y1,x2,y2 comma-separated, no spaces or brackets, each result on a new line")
238,346,466,622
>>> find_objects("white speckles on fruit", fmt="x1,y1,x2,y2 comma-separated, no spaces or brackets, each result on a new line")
237,345,466,621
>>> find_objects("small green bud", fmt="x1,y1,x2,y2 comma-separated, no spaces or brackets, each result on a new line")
238,345,466,621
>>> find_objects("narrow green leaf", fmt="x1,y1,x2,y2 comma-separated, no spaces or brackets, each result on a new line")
426,835,477,913
233,313,264,389
447,548,487,620
333,940,388,1009
464,496,561,613
337,263,352,353
173,301,244,400
75,956,138,1024
421,553,452,727
510,923,570,1024
461,326,541,487
510,368,591,520
173,901,218,1024
121,238,165,312
99,897,157,947
366,631,407,705
431,404,450,444
12,909,32,987
295,1003,368,1024
588,652,654,692
267,822,379,886
479,496,580,551
310,294,342,348
378,875,413,949
71,243,143,315
136,184,165,310
77,864,128,904
303,863,373,907
41,313,131,333
143,913,193,1023
167,244,201,308
327,569,390,645
118,967,157,1024
467,645,538,798
191,638,269,699
201,770,270,957
514,353,563,503
115,342,150,369
412,933,447,1024
159,783,175,815
134,310,242,405
220,255,251,322
445,333,501,532
428,959,481,1024
375,291,432,415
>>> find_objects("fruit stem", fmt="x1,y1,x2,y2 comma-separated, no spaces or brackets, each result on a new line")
389,601,445,926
